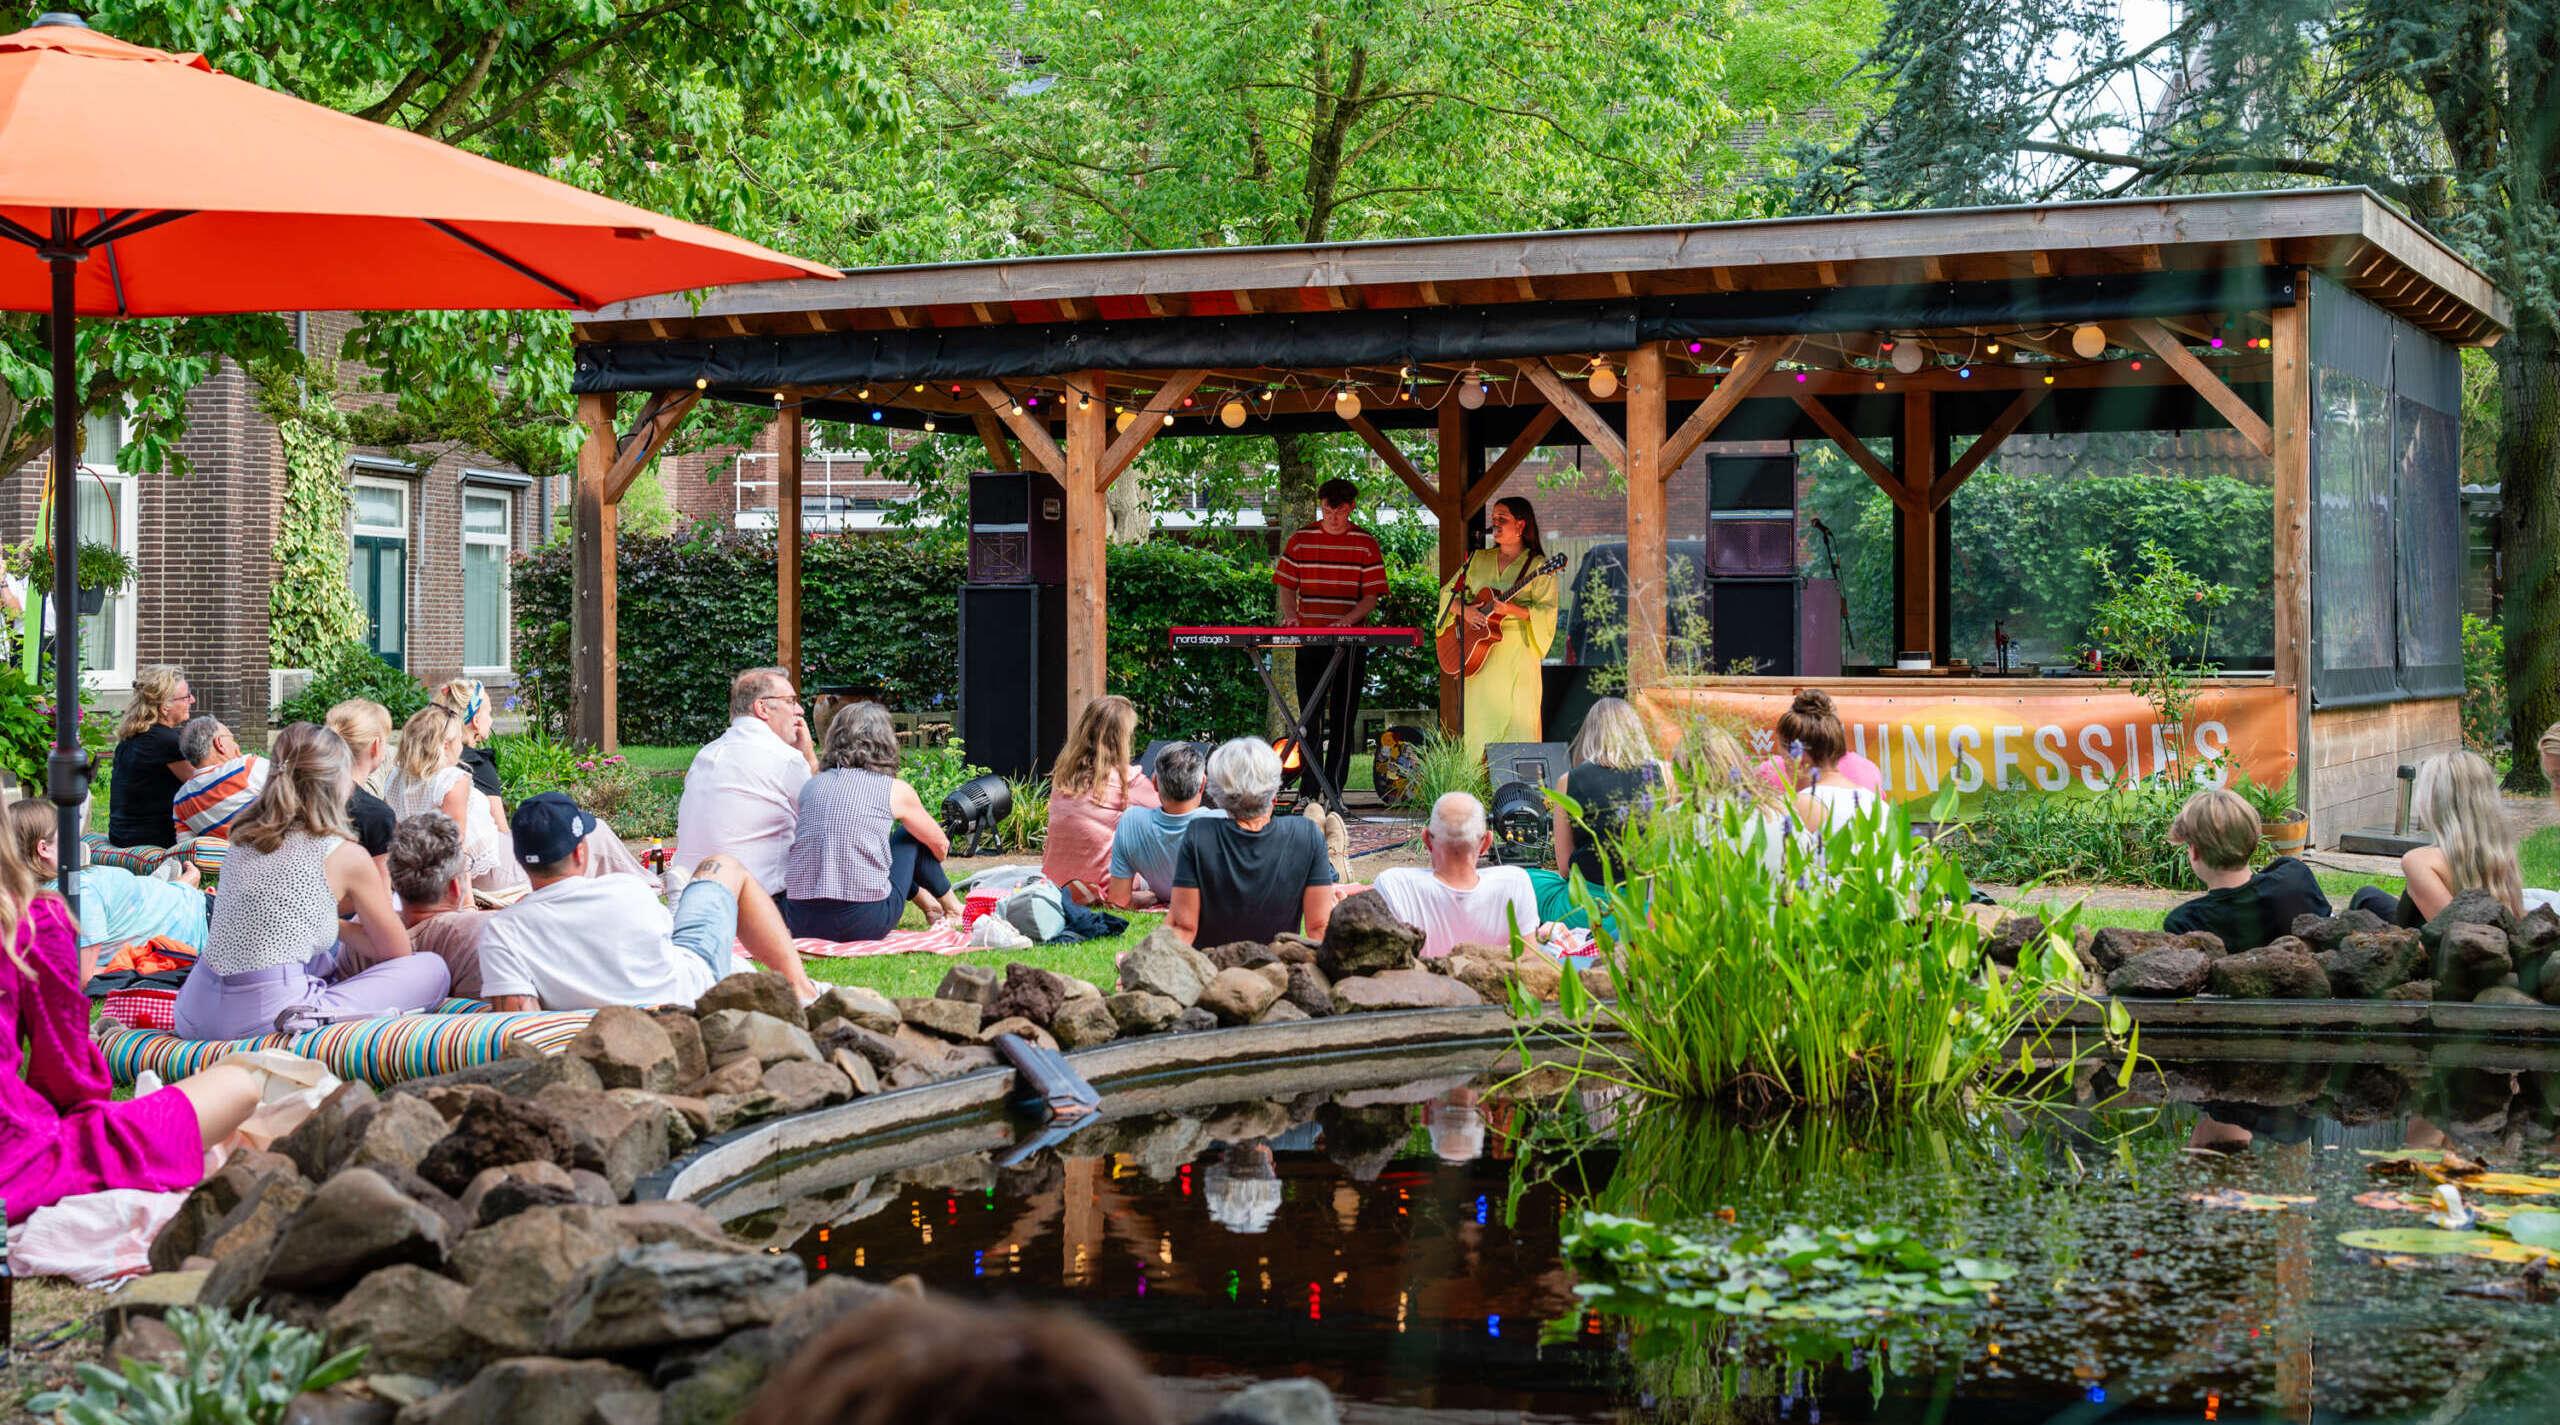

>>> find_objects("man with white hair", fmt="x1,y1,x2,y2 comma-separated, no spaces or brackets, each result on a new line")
1365,792,1541,958
1167,736,1337,946
171,715,267,838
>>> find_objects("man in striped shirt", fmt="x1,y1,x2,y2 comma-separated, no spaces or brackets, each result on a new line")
171,716,268,839
1274,478,1387,801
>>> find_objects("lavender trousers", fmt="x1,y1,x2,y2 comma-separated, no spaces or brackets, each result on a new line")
172,944,452,1041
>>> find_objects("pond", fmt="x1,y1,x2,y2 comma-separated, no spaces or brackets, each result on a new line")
744,1040,2560,1422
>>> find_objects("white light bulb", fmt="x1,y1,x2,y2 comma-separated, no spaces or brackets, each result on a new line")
1457,379,1486,411
1890,343,1926,375
1334,389,1363,420
2071,324,2108,359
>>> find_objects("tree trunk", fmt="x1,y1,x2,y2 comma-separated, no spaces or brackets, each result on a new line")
2497,316,2560,792
1105,466,1150,544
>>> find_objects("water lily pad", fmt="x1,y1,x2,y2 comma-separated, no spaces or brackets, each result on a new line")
2189,1188,2316,1212
2506,1211,2560,1250
2337,1228,2503,1254
2449,1173,2560,1196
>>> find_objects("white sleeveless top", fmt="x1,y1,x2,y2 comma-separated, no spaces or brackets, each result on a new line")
203,832,345,974
388,765,510,880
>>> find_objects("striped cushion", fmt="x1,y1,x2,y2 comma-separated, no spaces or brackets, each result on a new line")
187,837,229,882
96,1008,594,1088
82,836,176,876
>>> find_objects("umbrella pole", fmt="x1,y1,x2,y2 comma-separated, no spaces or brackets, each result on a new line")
45,227,86,924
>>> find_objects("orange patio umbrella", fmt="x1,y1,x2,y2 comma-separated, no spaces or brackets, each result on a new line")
0,12,836,914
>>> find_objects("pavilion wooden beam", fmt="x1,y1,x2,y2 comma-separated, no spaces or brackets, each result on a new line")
1433,398,1469,734
603,388,700,502
777,404,804,693
1097,371,1207,489
1464,406,1560,518
1063,368,1110,726
1513,359,1627,472
571,394,622,751
1792,392,1916,514
973,414,1021,471
1931,385,2046,508
1344,415,1436,506
1900,393,1937,658
971,381,1066,477
2117,317,2275,455
1624,344,1671,690
1662,338,1795,474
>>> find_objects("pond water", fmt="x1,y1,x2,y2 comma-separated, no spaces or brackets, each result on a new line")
779,1045,2560,1422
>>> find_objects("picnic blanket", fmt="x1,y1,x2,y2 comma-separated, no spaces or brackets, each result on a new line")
784,926,971,960
95,1002,592,1088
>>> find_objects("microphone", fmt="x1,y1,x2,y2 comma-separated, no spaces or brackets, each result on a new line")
1809,516,1832,537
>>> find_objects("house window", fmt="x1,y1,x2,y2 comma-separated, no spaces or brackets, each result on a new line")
461,487,513,672
348,476,410,670
74,409,137,689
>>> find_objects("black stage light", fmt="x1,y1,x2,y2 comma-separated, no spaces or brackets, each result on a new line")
941,773,1012,856
1488,777,1552,867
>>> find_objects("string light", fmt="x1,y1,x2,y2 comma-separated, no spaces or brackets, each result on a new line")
1587,360,1619,399
1890,343,1926,375
912,383,925,393
1009,398,1023,416
1457,373,1487,410
1873,379,1886,390
1161,411,1175,427
922,415,937,432
870,409,883,421
694,376,708,390
2129,358,2144,372
1987,341,2001,355
1687,340,1704,354
857,386,870,400
1115,409,1135,433
1219,399,1247,429
1027,395,1041,407
1334,387,1363,419
2070,324,2107,359
1957,366,1972,379
1076,391,1092,410
1793,370,1808,383
2042,372,2055,386
773,390,785,404
2208,337,2224,349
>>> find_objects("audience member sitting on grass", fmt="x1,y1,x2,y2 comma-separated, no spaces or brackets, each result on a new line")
171,715,267,839
782,701,965,943
1368,792,1545,958
9,800,207,964
1106,741,1223,910
1756,687,1884,797
2161,786,2330,952
1042,694,1159,905
387,812,490,998
675,666,816,895
2350,750,2524,927
0,798,260,1218
432,677,507,835
1551,697,1671,892
388,705,527,896
1167,737,1337,948
175,723,447,1040
737,1293,1172,1425
108,664,197,849
479,792,817,1011
326,697,398,890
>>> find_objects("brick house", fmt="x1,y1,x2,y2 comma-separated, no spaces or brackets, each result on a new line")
0,316,549,738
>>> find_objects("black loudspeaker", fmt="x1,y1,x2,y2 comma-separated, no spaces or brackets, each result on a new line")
960,583,1067,777
967,470,1067,585
1710,579,1799,675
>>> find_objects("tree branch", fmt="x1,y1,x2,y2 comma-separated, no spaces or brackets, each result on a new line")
444,0,705,146
2013,139,2416,204
418,28,505,138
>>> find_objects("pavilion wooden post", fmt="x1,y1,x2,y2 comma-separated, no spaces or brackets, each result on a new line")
1433,399,1469,733
1063,369,1110,720
1624,345,1670,690
1898,393,1938,659
777,403,804,692
573,394,620,750
2271,278,2314,821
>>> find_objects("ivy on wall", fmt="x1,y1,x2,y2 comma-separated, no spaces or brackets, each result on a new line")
253,366,368,666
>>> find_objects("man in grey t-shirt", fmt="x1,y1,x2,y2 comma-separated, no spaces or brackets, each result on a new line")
1106,743,1225,908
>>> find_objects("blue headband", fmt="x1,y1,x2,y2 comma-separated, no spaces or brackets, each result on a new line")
462,688,485,725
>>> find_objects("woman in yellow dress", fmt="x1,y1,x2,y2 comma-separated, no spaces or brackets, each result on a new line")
1439,497,1559,758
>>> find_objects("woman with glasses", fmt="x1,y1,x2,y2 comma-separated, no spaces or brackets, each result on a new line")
108,664,197,848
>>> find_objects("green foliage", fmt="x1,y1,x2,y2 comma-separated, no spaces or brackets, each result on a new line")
2225,765,2303,824
999,777,1051,853
1398,731,1493,811
1563,1213,2012,1323
29,1305,365,1425
1958,773,2215,891
899,738,994,816
2462,612,2507,756
1537,773,2123,1108
2080,539,2236,739
273,642,428,729
489,731,586,807
257,373,368,664
0,663,53,789
7,540,134,592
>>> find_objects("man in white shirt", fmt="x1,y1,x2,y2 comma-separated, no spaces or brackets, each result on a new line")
1366,792,1544,959
673,666,817,890
481,792,817,1011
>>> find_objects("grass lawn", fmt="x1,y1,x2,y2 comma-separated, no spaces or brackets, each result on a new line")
2526,824,2560,890
801,910,1165,999
618,744,700,775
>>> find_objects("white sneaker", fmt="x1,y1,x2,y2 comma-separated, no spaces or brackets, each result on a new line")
660,862,691,906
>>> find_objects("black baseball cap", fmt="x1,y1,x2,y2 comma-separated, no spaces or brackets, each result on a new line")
511,791,597,866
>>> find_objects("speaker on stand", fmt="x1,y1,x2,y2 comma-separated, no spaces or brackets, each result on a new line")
960,471,1069,777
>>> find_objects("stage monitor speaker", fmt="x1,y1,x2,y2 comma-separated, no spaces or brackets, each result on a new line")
967,469,1066,585
1710,579,1799,676
960,582,1067,777
1484,741,1570,792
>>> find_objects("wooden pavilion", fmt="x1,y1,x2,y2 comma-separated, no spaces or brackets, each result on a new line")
570,187,2505,843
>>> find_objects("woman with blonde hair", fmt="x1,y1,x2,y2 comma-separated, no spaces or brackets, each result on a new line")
1551,697,1674,890
0,792,260,1214
432,678,508,836
1041,694,1158,904
108,663,197,847
386,706,527,894
176,723,446,1039
2351,749,2523,927
325,698,398,889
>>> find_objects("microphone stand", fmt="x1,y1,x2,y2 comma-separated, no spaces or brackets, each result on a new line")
1810,518,1853,650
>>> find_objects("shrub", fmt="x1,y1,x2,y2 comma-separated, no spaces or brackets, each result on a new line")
2462,612,2506,755
31,1305,365,1425
1398,730,1492,810
486,731,682,839
1957,773,2216,891
2080,539,2235,741
999,775,1051,852
900,736,994,814
273,642,427,728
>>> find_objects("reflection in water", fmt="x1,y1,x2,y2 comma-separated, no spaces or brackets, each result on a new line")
793,1057,2560,1422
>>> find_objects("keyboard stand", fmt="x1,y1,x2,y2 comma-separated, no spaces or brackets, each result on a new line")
1255,643,1348,814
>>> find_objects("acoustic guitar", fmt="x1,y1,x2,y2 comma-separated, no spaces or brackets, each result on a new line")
1435,552,1567,677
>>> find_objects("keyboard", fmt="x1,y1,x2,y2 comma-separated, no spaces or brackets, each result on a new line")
1168,625,1423,650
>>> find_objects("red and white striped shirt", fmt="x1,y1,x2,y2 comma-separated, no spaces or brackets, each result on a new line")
1274,523,1387,623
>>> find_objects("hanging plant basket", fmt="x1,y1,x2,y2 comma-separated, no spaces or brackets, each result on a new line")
73,585,105,616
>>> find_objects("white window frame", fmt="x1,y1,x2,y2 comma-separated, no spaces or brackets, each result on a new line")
460,484,515,676
72,440,139,692
348,473,413,668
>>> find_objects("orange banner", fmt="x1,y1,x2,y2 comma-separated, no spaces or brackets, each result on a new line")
1638,683,2299,806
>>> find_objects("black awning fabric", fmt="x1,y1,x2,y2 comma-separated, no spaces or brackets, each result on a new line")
574,268,2298,395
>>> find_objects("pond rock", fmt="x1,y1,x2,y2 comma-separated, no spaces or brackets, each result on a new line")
1202,940,1279,971
1201,966,1284,1024
325,1264,474,1379
2206,940,2331,999
1281,963,1335,1018
533,1085,672,1198
2474,985,2542,1007
2291,906,2389,952
760,1059,854,1116
2318,928,2425,998
450,1206,627,1354
1318,893,1425,977
1984,915,2047,968
396,1052,602,1104
1196,1378,1343,1425
2105,946,2212,998
2425,887,2520,947
1121,931,1219,1006
700,1009,821,1067
686,1054,764,1099
151,1148,298,1273
1271,932,1321,965
646,1006,710,1086
1052,997,1121,1050
396,1357,657,1425
1434,943,1565,1002
2088,927,2225,975
1330,968,1485,1013
273,1083,380,1182
989,963,1076,1027
2432,921,2514,1001
2386,978,2437,1001
828,1048,881,1097
894,996,987,1042
694,970,808,1029
1173,1006,1220,1033
1255,999,1310,1025
458,1160,581,1228
705,1088,783,1132
263,1169,452,1291
934,963,1001,1008
806,984,902,1036
545,1242,806,1353
1106,989,1182,1034
979,1015,1059,1051
192,1170,315,1307
567,1006,680,1094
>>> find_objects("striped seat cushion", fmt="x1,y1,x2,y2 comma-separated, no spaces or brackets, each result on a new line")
96,1008,594,1088
82,835,177,876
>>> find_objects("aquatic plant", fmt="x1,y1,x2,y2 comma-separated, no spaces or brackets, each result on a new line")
1564,1214,2014,1322
30,1306,366,1425
1529,770,2131,1109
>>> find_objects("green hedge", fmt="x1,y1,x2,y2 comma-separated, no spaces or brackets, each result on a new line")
514,530,1441,746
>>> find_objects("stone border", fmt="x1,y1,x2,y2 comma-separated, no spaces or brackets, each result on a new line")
2049,995,2560,1038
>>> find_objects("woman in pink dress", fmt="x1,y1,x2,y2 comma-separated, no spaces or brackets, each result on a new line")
1041,696,1158,905
0,804,258,1222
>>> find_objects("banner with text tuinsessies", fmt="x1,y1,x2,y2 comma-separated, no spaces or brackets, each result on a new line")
1638,684,2299,806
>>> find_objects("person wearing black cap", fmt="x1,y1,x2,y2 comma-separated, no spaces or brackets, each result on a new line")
476,792,817,1012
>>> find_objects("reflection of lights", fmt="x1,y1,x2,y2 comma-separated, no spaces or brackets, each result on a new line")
1226,1269,1241,1301
1332,1271,1346,1285
1475,1195,1488,1225
2206,1393,2220,1421
1309,1282,1321,1321
1397,1291,1409,1333
1488,1314,1502,1338
2087,1387,2106,1404
1160,1236,1173,1265
1180,1165,1192,1197
1584,1313,1601,1336
1137,1273,1147,1297
946,1195,958,1220
855,1248,865,1268
818,1228,830,1243
972,1249,984,1278
816,1255,827,1271
921,1225,933,1244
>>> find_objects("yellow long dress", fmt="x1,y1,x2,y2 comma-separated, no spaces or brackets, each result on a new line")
1438,547,1559,758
